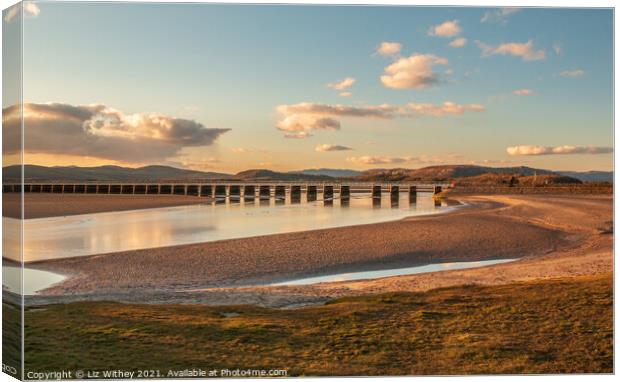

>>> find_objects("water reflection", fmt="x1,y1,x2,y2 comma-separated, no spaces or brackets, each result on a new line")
272,258,518,286
3,267,66,295
11,192,452,261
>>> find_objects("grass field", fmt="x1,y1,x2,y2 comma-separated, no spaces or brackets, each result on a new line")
7,273,612,376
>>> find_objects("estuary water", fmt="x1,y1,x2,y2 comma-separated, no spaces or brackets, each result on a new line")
5,193,454,262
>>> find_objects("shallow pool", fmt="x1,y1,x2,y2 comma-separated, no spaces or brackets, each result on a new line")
272,258,518,286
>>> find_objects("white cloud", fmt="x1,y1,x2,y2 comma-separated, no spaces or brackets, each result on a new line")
376,42,402,56
428,20,462,37
512,89,534,96
476,40,545,61
339,92,352,97
480,8,520,24
4,2,40,23
315,144,353,152
2,103,229,163
327,77,356,91
506,145,613,156
381,54,449,89
449,37,467,48
559,69,585,77
553,43,562,55
406,101,485,117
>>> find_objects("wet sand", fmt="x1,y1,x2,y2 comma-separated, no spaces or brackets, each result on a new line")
23,194,612,306
3,193,210,219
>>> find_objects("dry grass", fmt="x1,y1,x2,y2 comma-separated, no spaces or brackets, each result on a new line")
11,274,613,376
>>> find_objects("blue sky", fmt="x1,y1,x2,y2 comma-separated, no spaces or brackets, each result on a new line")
4,2,614,172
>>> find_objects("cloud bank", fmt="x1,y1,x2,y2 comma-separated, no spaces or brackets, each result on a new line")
276,103,397,135
347,153,462,166
2,103,230,163
275,100,484,136
506,145,613,156
407,102,485,116
347,156,408,165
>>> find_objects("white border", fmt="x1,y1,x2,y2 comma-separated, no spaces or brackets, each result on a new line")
0,1,616,381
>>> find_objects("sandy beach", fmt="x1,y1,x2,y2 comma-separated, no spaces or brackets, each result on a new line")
21,193,612,307
2,193,210,219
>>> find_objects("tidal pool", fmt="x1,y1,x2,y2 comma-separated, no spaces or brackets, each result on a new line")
272,258,518,286
2,267,66,295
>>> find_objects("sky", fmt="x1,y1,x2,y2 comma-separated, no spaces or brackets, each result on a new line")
2,2,614,172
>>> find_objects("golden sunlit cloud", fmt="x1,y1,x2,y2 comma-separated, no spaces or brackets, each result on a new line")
327,77,356,91
376,41,402,56
381,54,449,89
476,40,545,61
347,155,408,165
512,89,534,96
2,103,229,164
506,145,613,156
449,37,467,48
347,153,462,166
407,101,485,116
428,20,462,37
275,102,399,136
275,100,485,137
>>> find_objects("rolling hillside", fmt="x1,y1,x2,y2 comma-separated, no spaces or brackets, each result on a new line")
2,164,611,184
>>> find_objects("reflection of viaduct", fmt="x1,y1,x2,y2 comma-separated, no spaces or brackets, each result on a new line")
4,182,448,201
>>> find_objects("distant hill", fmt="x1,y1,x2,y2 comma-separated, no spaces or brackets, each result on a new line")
457,173,582,187
2,164,612,184
356,165,555,182
3,165,231,182
233,169,333,181
557,171,613,183
291,169,363,178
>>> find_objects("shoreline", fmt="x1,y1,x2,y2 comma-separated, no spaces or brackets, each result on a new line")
19,193,612,306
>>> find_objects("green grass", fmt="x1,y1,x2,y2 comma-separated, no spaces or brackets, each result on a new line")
14,274,613,376
3,299,22,380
